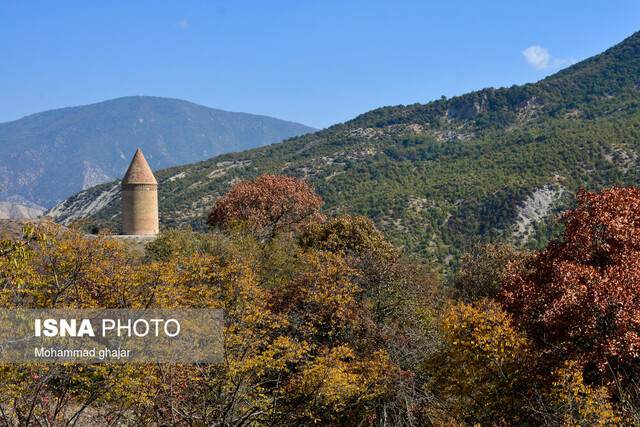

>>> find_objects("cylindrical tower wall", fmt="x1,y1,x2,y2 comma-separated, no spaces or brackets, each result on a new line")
122,183,159,235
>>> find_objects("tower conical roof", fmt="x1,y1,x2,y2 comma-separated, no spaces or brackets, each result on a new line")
122,148,157,185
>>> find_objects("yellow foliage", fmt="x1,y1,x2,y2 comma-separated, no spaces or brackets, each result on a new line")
0,223,409,425
547,362,622,426
425,299,532,424
287,346,394,422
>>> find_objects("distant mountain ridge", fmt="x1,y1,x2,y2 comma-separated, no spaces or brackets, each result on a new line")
0,96,316,209
0,202,42,219
47,32,640,266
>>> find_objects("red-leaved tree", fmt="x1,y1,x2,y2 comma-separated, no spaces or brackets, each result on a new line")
500,186,640,381
207,173,325,239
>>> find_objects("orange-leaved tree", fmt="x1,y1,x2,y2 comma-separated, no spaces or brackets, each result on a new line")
500,186,640,383
207,173,325,240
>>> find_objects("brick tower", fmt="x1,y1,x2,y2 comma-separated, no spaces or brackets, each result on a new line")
121,148,159,235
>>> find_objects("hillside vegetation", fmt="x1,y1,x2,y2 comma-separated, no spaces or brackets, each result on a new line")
49,31,640,266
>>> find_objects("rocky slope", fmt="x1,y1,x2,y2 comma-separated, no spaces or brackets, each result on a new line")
0,202,44,219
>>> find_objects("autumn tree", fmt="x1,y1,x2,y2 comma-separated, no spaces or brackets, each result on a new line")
535,362,623,425
299,214,398,262
424,299,534,425
500,186,640,383
0,223,156,425
452,242,529,302
207,173,325,240
143,226,403,425
299,214,443,424
298,214,441,323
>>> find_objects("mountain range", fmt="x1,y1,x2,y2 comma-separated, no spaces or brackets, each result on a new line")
46,31,640,267
0,96,316,214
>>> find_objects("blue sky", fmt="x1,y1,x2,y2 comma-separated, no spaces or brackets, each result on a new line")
1,1,639,129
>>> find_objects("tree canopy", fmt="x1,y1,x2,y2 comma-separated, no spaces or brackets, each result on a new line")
501,186,640,381
207,173,325,240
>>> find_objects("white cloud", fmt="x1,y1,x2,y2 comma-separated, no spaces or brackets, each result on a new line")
522,45,551,69
177,19,188,29
522,45,568,70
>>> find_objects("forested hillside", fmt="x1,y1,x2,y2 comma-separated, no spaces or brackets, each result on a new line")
48,31,640,266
